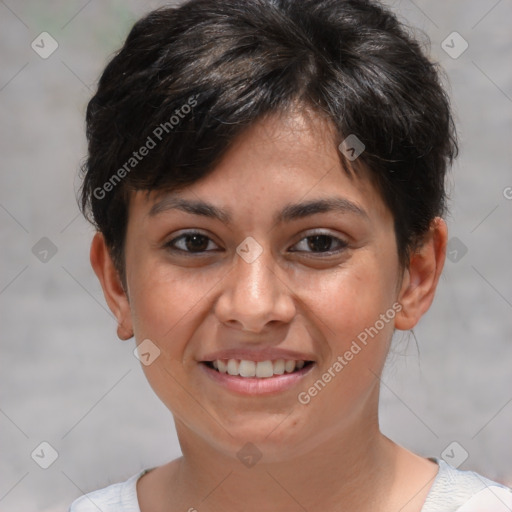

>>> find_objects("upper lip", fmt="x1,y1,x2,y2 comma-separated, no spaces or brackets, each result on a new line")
200,347,316,363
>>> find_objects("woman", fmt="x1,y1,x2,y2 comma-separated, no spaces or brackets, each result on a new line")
71,0,512,510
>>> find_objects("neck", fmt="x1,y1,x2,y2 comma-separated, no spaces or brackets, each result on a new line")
168,413,398,512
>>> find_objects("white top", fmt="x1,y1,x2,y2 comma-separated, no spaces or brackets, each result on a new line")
69,458,512,511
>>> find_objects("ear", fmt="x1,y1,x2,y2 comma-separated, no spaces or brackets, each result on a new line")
90,232,133,340
395,217,447,331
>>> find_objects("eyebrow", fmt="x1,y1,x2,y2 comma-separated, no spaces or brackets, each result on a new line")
148,195,368,225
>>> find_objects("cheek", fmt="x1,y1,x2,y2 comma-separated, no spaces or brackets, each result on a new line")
128,261,223,405
129,257,216,343
301,255,399,405
308,260,398,338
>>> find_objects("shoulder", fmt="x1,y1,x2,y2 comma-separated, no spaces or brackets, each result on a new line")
68,470,149,512
422,458,512,512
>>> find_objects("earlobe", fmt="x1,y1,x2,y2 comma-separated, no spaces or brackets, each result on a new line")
395,217,447,331
90,232,133,340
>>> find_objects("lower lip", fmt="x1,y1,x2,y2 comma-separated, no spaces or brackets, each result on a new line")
199,362,315,395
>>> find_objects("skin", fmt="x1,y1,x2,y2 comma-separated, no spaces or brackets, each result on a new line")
91,108,447,512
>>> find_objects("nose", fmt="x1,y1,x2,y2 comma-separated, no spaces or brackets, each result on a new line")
214,245,296,333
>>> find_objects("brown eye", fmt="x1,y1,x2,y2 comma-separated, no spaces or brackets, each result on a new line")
166,232,219,254
307,235,334,252
290,233,348,255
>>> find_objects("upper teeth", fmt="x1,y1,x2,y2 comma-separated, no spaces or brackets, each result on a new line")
211,359,306,378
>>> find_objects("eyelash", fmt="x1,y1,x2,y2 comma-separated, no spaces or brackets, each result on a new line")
164,230,348,256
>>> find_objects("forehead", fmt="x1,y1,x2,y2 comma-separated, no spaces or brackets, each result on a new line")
128,109,391,226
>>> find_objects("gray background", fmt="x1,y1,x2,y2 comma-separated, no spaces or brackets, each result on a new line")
1,1,511,510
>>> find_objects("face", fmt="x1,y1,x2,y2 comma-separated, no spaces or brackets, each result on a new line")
100,110,415,462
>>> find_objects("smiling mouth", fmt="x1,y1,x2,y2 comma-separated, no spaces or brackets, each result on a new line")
202,359,315,378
